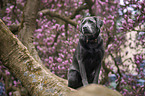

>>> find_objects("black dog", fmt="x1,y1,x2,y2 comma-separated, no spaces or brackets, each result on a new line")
68,16,104,89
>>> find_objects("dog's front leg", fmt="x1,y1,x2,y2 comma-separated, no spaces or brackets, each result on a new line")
93,63,101,84
78,60,88,86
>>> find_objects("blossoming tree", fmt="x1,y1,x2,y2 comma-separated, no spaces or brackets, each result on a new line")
0,0,144,95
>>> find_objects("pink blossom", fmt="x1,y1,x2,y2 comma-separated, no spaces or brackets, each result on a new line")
14,80,17,85
5,70,10,75
57,58,62,63
44,59,49,62
128,19,134,23
39,12,43,17
6,8,11,13
136,60,140,64
35,29,42,32
78,2,83,5
75,15,81,19
9,92,12,96
57,4,61,7
59,53,64,58
10,5,14,9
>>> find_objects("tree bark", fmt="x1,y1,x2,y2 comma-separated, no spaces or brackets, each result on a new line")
17,0,42,65
0,19,74,96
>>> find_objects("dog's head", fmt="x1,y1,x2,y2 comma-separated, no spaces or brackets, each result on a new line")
79,16,103,40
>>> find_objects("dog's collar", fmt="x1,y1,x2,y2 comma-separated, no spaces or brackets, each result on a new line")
83,33,99,43
86,38,97,43
81,29,100,43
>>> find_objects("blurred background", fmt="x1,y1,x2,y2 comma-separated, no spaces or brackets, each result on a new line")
0,0,144,95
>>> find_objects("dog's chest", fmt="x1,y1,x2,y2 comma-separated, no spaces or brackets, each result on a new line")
81,48,100,70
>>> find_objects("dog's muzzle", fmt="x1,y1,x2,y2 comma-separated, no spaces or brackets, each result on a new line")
81,26,100,42
82,24,93,35
82,27,90,34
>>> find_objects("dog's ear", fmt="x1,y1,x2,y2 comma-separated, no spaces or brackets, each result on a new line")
93,16,103,29
79,18,84,32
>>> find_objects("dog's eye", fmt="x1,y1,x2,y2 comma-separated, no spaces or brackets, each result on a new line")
88,20,94,24
82,20,86,25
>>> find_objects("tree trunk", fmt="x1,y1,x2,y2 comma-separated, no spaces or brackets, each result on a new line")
17,0,42,65
0,19,74,96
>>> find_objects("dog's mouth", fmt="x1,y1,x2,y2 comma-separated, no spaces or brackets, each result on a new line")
83,33,93,37
82,30,99,41
83,30,96,36
83,30,93,36
83,28,91,34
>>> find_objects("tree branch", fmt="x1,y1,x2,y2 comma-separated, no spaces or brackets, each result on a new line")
109,53,122,91
0,0,3,8
18,0,43,65
9,4,89,33
0,19,74,96
69,4,88,19
51,31,60,46
38,9,78,27
8,24,20,34
84,0,95,16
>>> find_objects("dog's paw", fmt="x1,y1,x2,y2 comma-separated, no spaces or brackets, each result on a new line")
82,80,89,86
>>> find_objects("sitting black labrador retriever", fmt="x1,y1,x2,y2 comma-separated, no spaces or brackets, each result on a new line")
68,16,104,89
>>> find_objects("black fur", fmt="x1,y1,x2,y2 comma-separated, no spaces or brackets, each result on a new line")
68,16,104,89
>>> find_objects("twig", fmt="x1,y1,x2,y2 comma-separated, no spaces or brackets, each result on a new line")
109,52,122,91
51,31,60,47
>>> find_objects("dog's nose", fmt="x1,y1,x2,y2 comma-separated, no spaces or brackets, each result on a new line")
83,27,89,33
83,27,87,30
